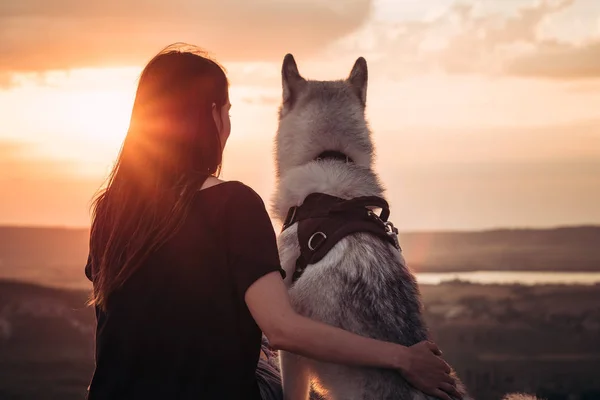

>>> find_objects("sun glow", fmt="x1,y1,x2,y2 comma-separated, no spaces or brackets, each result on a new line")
0,68,141,169
0,66,276,176
63,89,133,144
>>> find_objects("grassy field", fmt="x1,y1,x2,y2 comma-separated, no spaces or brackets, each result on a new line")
1,279,599,399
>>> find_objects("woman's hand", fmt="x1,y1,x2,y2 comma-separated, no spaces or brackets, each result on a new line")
398,341,462,400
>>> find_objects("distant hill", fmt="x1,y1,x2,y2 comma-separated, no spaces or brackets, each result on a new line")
1,225,599,290
0,226,90,290
399,226,600,272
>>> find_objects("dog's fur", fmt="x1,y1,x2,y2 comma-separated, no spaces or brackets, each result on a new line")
271,54,538,400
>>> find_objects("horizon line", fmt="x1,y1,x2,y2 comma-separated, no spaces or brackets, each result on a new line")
1,223,599,235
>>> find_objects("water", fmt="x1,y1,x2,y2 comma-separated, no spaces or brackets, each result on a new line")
414,271,600,286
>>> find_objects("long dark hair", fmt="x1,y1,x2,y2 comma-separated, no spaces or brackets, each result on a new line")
88,44,229,309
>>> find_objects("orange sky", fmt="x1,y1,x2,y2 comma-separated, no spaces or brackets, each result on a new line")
1,0,599,230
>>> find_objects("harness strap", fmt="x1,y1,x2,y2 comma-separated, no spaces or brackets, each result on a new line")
330,196,391,222
282,194,391,231
282,193,400,284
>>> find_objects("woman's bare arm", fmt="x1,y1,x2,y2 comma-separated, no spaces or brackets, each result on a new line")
245,271,460,400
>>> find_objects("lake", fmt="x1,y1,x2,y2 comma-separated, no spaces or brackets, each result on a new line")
414,271,600,285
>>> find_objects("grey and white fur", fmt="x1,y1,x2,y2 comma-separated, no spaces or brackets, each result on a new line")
271,54,539,400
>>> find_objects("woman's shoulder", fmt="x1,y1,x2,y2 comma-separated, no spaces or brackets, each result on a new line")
226,181,267,208
196,180,273,232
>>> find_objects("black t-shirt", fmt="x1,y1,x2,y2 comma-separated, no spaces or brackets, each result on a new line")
85,181,284,400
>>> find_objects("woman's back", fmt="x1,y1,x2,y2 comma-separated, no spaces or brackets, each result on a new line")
86,181,283,400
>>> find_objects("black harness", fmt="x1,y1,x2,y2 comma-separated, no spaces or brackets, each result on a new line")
281,151,401,284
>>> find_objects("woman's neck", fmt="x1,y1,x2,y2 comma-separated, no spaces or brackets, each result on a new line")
199,176,225,191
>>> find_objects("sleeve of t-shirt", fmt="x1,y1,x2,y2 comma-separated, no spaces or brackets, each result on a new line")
225,183,286,299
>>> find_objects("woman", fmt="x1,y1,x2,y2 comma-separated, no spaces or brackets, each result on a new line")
85,44,459,400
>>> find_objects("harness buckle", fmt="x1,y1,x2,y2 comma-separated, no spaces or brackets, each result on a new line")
384,221,401,250
367,210,401,250
308,232,327,251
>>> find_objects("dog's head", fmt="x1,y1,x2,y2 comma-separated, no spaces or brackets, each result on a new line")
274,54,375,178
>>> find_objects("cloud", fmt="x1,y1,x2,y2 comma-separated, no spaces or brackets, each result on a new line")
330,0,600,80
0,0,372,72
433,0,577,74
506,39,600,79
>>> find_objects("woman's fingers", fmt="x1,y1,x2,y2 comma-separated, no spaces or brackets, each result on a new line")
431,389,453,400
427,341,442,356
440,359,452,374
439,382,462,399
442,373,456,385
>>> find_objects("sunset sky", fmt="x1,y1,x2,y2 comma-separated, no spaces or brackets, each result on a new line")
1,0,599,230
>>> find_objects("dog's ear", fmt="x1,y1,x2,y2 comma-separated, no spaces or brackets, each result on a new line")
348,57,368,106
282,53,305,107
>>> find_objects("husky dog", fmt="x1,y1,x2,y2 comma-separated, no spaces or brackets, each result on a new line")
270,54,467,400
271,55,540,400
